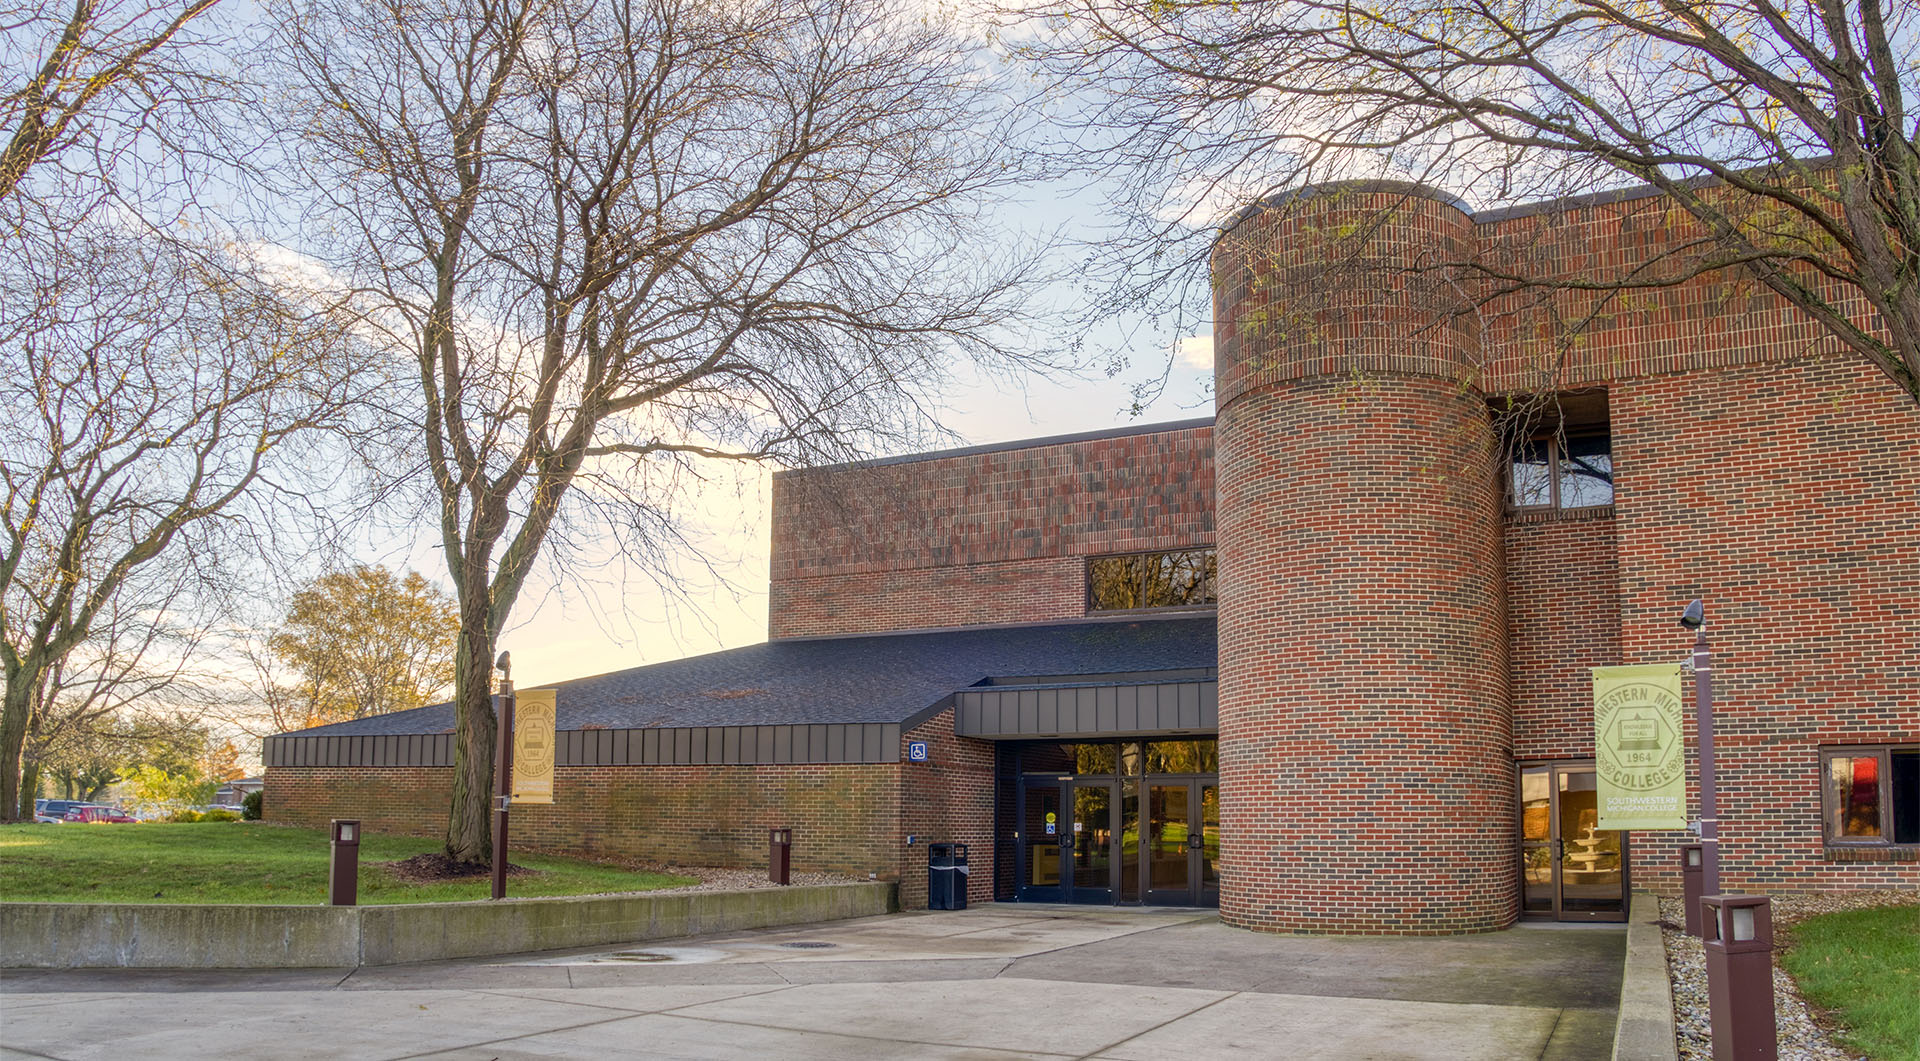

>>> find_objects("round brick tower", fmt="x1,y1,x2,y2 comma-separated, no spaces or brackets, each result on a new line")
1212,183,1514,934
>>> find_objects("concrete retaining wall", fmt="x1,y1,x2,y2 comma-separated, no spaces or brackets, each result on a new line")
0,882,897,969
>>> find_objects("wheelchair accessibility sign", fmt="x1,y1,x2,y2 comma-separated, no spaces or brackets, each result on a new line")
907,741,929,762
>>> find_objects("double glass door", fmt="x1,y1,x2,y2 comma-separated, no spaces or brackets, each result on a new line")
1017,776,1218,906
1020,779,1115,903
1519,762,1628,922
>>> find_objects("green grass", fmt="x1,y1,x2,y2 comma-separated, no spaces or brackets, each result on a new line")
0,822,697,905
1781,905,1920,1061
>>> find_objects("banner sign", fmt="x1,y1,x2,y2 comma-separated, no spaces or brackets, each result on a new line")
1591,665,1686,830
512,688,557,805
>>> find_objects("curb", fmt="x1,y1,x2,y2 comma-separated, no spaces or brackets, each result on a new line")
1613,890,1679,1061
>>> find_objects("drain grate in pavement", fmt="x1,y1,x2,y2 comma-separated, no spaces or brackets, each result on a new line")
779,941,837,949
604,951,674,962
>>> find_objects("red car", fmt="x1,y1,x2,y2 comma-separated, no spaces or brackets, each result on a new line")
62,805,136,824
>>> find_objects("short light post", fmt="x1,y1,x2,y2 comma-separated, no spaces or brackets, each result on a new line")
329,819,361,906
1679,599,1776,1061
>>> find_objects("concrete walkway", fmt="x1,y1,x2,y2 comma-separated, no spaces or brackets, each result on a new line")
1,905,1625,1060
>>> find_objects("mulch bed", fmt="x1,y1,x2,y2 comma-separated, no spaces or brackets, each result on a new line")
385,852,537,884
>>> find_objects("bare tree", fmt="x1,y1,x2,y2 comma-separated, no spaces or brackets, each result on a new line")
269,0,1047,860
1007,0,1920,407
0,227,362,820
1,0,227,204
13,570,203,815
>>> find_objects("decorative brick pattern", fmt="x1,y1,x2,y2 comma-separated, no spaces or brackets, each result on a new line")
769,426,1214,638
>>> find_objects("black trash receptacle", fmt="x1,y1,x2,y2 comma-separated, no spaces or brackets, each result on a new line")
950,843,969,910
928,843,955,910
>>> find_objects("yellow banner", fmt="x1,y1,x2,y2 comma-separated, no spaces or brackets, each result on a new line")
1591,665,1686,830
512,688,557,805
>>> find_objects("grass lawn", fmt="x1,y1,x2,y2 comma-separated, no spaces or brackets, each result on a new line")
0,822,697,905
1781,905,1920,1061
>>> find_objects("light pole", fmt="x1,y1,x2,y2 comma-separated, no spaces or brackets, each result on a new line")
1681,598,1777,1061
491,650,514,902
1679,599,1719,895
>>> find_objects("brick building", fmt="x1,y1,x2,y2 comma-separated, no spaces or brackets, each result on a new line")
266,179,1918,933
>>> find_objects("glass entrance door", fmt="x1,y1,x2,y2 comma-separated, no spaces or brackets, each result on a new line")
1145,781,1220,906
1018,777,1117,902
1519,762,1627,922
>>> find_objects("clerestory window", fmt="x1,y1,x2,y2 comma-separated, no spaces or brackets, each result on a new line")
1087,548,1216,612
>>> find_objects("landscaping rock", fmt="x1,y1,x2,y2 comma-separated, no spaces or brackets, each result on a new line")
1660,890,1920,1061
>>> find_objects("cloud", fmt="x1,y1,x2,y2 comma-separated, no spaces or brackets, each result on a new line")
1174,333,1213,371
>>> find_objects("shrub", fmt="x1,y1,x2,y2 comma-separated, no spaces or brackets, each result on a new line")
163,808,205,823
203,809,240,822
241,790,263,820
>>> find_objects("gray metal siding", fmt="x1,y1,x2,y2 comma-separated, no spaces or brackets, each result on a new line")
263,724,902,768
953,681,1219,738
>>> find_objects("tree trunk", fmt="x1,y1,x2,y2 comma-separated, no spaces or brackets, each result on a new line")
443,587,497,863
0,669,36,823
16,760,40,818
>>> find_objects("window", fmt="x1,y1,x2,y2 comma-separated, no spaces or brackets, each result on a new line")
1498,390,1614,511
1087,549,1216,612
1822,745,1920,846
1511,432,1614,509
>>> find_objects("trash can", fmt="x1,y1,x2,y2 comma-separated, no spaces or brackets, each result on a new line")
950,843,969,910
928,843,955,910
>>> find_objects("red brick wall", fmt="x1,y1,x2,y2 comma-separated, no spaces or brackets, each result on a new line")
897,711,998,909
1214,187,1516,935
1610,356,1920,894
267,762,905,880
265,767,451,839
769,425,1214,638
1508,510,1622,759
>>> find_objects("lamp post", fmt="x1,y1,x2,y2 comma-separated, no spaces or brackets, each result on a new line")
491,650,514,902
1680,598,1777,1060
1679,599,1719,896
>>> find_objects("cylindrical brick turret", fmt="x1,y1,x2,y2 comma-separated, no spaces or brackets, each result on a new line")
1212,183,1514,934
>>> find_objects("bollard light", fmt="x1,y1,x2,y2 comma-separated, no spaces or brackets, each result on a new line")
1701,894,1777,1060
1686,847,1702,867
329,819,361,907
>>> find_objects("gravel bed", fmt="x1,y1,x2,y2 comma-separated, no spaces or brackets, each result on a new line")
1659,890,1920,1060
637,865,873,894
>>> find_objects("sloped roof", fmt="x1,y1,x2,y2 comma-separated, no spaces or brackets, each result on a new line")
279,615,1217,737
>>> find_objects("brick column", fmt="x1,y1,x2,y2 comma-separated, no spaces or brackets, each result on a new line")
1212,183,1515,934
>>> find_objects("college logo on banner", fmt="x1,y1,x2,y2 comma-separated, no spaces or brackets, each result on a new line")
513,688,558,805
1590,665,1686,830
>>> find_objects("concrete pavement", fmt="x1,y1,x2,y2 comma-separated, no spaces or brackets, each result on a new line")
1,905,1625,1060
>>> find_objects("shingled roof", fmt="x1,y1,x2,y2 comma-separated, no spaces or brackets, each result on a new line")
277,615,1217,738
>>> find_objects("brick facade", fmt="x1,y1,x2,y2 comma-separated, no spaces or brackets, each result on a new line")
267,177,1916,928
768,425,1214,638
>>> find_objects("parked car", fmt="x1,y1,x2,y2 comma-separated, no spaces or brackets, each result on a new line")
33,799,91,823
62,805,136,824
